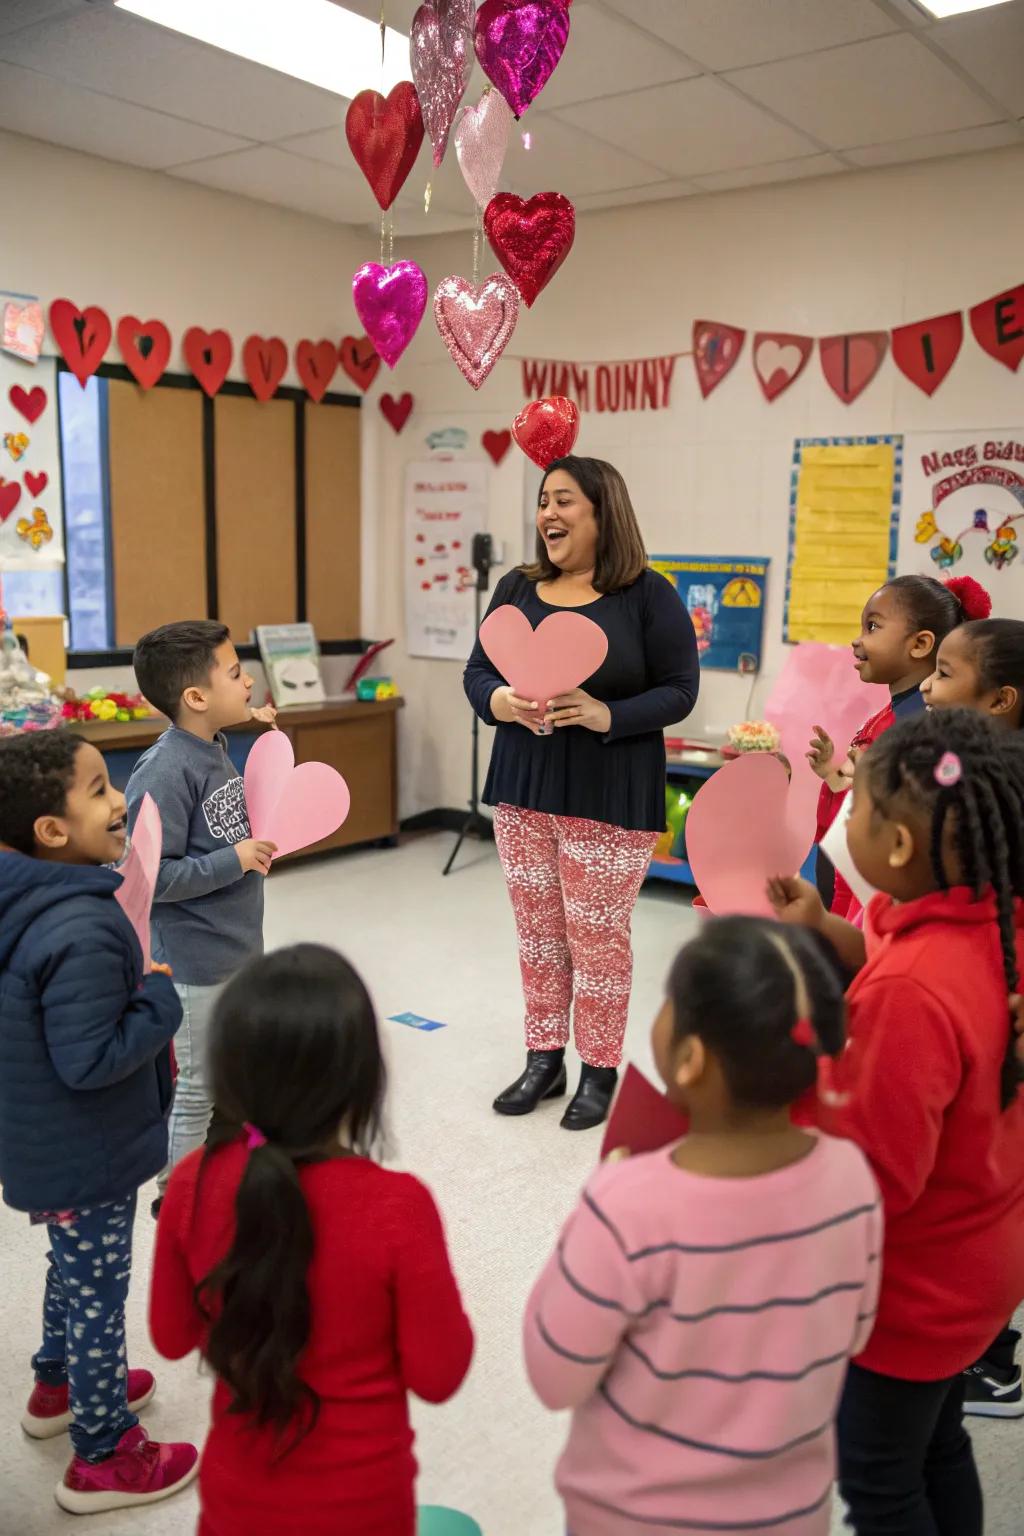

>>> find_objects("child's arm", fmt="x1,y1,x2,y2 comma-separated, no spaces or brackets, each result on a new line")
767,875,867,973
127,772,247,904
149,1164,204,1359
393,1177,474,1403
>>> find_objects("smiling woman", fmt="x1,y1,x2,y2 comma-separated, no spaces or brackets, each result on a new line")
463,456,700,1131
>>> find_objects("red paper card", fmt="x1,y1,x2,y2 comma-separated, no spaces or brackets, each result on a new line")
600,1063,689,1160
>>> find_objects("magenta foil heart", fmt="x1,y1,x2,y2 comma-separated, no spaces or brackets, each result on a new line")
433,273,520,390
352,261,428,370
455,86,513,208
474,0,571,119
411,0,474,167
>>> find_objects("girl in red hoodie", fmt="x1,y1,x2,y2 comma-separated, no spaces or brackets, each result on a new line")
771,708,1024,1536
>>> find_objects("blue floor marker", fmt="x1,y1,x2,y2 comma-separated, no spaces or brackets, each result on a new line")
389,1011,447,1032
417,1508,483,1536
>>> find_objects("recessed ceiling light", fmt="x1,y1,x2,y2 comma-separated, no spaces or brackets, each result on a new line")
114,0,410,98
916,1,1014,18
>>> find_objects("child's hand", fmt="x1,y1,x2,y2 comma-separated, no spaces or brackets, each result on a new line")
767,875,826,930
806,725,837,779
604,1146,630,1164
251,704,278,728
150,962,173,978
236,838,277,876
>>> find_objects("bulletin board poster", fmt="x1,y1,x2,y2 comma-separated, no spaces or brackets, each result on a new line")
0,353,65,571
404,460,487,660
650,556,769,672
784,437,901,646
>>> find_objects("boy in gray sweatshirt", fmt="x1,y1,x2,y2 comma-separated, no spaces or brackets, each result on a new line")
126,621,277,1203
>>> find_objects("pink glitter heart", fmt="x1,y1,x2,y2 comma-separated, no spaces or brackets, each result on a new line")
433,273,520,390
411,0,474,168
455,86,513,208
352,261,428,370
474,0,570,118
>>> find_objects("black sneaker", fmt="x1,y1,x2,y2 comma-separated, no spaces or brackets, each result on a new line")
150,1196,164,1220
963,1359,1024,1418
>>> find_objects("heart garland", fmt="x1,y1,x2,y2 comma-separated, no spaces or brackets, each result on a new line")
511,395,579,468
380,392,414,433
484,191,575,308
242,334,288,401
8,385,47,424
339,335,381,391
433,273,520,389
693,319,746,399
891,312,963,397
411,0,474,168
49,299,112,387
183,327,233,397
295,339,338,402
117,316,171,390
345,83,425,210
474,0,570,119
819,332,888,404
352,261,429,370
752,332,813,403
969,284,1024,373
482,428,513,464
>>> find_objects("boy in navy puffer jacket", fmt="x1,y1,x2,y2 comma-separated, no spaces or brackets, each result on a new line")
0,732,198,1517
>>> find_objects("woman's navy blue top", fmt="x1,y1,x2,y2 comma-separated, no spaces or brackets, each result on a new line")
463,568,700,832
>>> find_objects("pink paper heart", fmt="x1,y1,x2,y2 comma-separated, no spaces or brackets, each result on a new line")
433,272,520,390
479,605,608,705
115,793,162,973
455,86,513,207
411,0,475,167
244,732,350,859
352,260,428,370
685,754,809,919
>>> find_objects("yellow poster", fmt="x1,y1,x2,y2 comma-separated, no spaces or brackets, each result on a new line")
785,438,901,645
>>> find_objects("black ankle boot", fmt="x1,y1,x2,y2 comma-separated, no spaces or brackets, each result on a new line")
561,1063,618,1131
493,1050,567,1116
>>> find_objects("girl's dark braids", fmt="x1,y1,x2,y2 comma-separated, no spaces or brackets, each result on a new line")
868,708,1024,1110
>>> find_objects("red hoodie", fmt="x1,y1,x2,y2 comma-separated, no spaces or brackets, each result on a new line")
814,887,1024,1381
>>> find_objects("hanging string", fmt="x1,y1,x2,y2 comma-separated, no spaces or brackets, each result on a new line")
380,4,386,69
380,209,386,265
425,181,432,215
473,206,483,286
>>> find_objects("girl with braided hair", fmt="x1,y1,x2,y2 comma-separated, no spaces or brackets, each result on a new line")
770,708,1024,1536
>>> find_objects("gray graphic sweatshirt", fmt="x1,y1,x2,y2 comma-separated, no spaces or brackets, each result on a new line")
125,726,264,986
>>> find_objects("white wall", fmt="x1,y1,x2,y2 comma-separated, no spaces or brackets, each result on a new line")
365,144,1024,817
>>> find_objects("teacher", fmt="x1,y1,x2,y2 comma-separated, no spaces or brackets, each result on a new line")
464,456,700,1131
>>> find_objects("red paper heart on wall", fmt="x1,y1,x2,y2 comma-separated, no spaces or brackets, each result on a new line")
49,300,112,387
753,332,813,402
482,428,513,464
483,191,575,308
891,312,963,396
380,392,414,433
24,470,48,497
242,335,287,401
184,327,233,396
819,332,888,404
693,320,745,399
338,335,381,391
117,316,171,390
0,479,22,522
969,285,1024,373
295,339,338,402
345,84,425,211
511,395,579,468
8,384,47,424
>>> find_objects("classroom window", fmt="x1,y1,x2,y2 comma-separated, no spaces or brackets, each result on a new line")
60,372,114,651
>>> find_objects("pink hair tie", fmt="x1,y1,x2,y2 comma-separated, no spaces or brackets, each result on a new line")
790,1017,816,1049
934,752,962,788
243,1122,267,1151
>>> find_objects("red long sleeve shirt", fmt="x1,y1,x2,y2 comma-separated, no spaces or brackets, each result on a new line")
150,1143,474,1536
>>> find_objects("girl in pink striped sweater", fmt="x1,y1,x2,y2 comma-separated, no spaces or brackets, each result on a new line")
525,916,881,1536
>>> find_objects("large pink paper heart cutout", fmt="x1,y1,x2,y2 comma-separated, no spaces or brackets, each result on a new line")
116,793,162,973
352,260,428,370
244,731,351,859
479,605,607,705
685,754,809,919
433,272,520,389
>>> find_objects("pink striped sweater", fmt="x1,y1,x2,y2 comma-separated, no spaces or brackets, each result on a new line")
525,1133,881,1536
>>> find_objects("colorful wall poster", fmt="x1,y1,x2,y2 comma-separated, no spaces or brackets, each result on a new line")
650,555,769,672
0,353,64,572
255,623,326,707
784,437,901,645
404,460,487,660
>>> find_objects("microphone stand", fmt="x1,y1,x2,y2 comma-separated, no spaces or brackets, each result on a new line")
443,544,494,875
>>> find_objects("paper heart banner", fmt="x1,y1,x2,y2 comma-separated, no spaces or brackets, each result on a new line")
380,392,414,433
456,86,513,207
49,299,111,387
484,191,575,308
345,83,425,210
969,283,1024,373
474,0,571,118
295,338,337,402
511,394,579,468
8,384,47,424
183,326,233,396
891,312,963,397
482,428,512,464
753,332,812,403
117,316,171,390
338,334,381,391
685,753,810,918
411,0,474,167
693,320,745,398
819,332,888,404
242,334,287,401
244,730,351,859
115,793,162,973
353,261,429,370
480,604,607,706
433,272,519,389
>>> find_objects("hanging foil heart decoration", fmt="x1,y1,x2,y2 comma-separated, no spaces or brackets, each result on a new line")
511,395,579,468
345,83,425,210
352,261,429,370
455,86,513,208
411,0,474,168
484,190,575,307
433,274,520,390
474,0,571,119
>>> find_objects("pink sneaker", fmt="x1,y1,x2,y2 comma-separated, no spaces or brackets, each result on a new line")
55,1425,199,1515
22,1368,157,1439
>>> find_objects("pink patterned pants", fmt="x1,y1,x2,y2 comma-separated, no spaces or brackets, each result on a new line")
493,805,658,1069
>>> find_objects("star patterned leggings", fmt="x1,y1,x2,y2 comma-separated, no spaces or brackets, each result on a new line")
494,805,658,1069
31,1194,138,1461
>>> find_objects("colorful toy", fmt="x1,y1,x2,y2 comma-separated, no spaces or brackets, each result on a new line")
61,687,152,725
356,677,399,702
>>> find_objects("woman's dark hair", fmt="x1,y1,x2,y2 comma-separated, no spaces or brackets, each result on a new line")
961,619,1024,723
666,916,845,1110
521,454,648,592
866,708,1024,1109
884,573,990,647
196,944,385,1451
0,731,82,854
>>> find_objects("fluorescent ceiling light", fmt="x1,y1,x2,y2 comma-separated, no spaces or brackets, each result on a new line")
917,1,1014,17
114,0,410,98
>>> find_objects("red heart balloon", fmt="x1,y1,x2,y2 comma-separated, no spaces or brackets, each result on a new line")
184,327,233,396
345,84,425,211
969,284,1024,373
8,384,47,424
0,479,21,523
484,191,575,308
891,312,963,397
819,332,888,404
511,395,579,468
24,470,48,497
482,428,513,464
49,299,111,387
339,335,380,391
295,339,338,403
117,316,171,390
380,392,414,433
242,334,287,401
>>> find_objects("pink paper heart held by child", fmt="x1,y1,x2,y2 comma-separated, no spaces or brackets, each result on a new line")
243,731,351,860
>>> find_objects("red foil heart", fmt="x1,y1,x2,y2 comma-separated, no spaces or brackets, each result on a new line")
380,393,414,433
345,83,425,211
8,385,47,424
339,335,381,392
49,300,111,387
184,327,233,396
511,395,579,468
433,273,520,390
295,339,338,402
242,335,287,401
117,316,171,390
484,191,575,308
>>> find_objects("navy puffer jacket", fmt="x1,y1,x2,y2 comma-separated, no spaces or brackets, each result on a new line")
0,851,181,1212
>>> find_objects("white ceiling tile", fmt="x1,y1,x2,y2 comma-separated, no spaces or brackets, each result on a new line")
496,112,671,198
556,75,817,178
282,124,482,218
691,152,846,193
0,60,249,169
530,1,698,111
0,1,78,40
727,33,996,147
598,0,898,71
0,9,345,140
572,180,697,212
168,144,373,224
930,6,1024,117
844,121,1024,169
336,0,420,29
